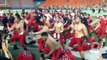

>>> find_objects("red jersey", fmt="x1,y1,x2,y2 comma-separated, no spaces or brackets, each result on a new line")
100,20,107,30
87,17,92,24
16,50,33,60
38,38,45,51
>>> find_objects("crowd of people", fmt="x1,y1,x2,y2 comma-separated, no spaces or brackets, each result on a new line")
0,8,107,60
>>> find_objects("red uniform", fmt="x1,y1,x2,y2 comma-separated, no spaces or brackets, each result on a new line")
64,33,75,40
38,38,63,60
87,17,93,32
38,38,45,52
9,23,14,27
51,48,64,60
93,22,99,33
87,17,92,24
97,20,107,38
16,50,33,60
51,48,75,60
27,12,39,31
63,49,75,60
28,18,39,31
90,42,101,49
69,35,85,52
88,25,93,32
10,28,26,46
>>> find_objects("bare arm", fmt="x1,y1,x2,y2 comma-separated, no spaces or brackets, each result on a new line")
33,30,42,34
46,42,56,56
83,24,88,37
33,26,49,34
49,24,55,31
60,23,64,33
20,20,25,35
94,22,100,31
24,19,28,24
8,24,14,31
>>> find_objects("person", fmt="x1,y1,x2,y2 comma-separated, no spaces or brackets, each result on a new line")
8,13,15,27
35,9,43,25
50,15,64,45
94,15,107,46
33,24,49,35
40,32,63,60
16,48,33,60
64,14,73,29
91,8,95,13
2,14,9,30
98,8,101,13
8,15,26,50
37,38,46,60
32,15,49,34
80,13,89,28
27,10,39,32
86,14,92,25
69,16,88,60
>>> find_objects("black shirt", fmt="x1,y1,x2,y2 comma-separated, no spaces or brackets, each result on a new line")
2,16,8,27
35,13,43,25
8,16,14,23
81,17,88,28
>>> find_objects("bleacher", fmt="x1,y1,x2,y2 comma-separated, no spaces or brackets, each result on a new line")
0,0,34,9
40,0,101,7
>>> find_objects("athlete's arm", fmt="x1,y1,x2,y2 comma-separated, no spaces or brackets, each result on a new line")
20,20,25,35
45,43,56,57
8,24,14,31
33,26,49,34
49,23,55,31
82,24,88,37
94,22,100,31
24,18,28,24
60,23,64,33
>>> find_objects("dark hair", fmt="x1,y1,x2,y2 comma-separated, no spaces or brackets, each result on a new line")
15,13,21,20
41,32,48,36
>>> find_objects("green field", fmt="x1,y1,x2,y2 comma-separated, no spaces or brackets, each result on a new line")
5,9,107,60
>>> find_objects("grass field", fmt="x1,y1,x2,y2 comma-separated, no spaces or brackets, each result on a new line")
4,9,107,60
